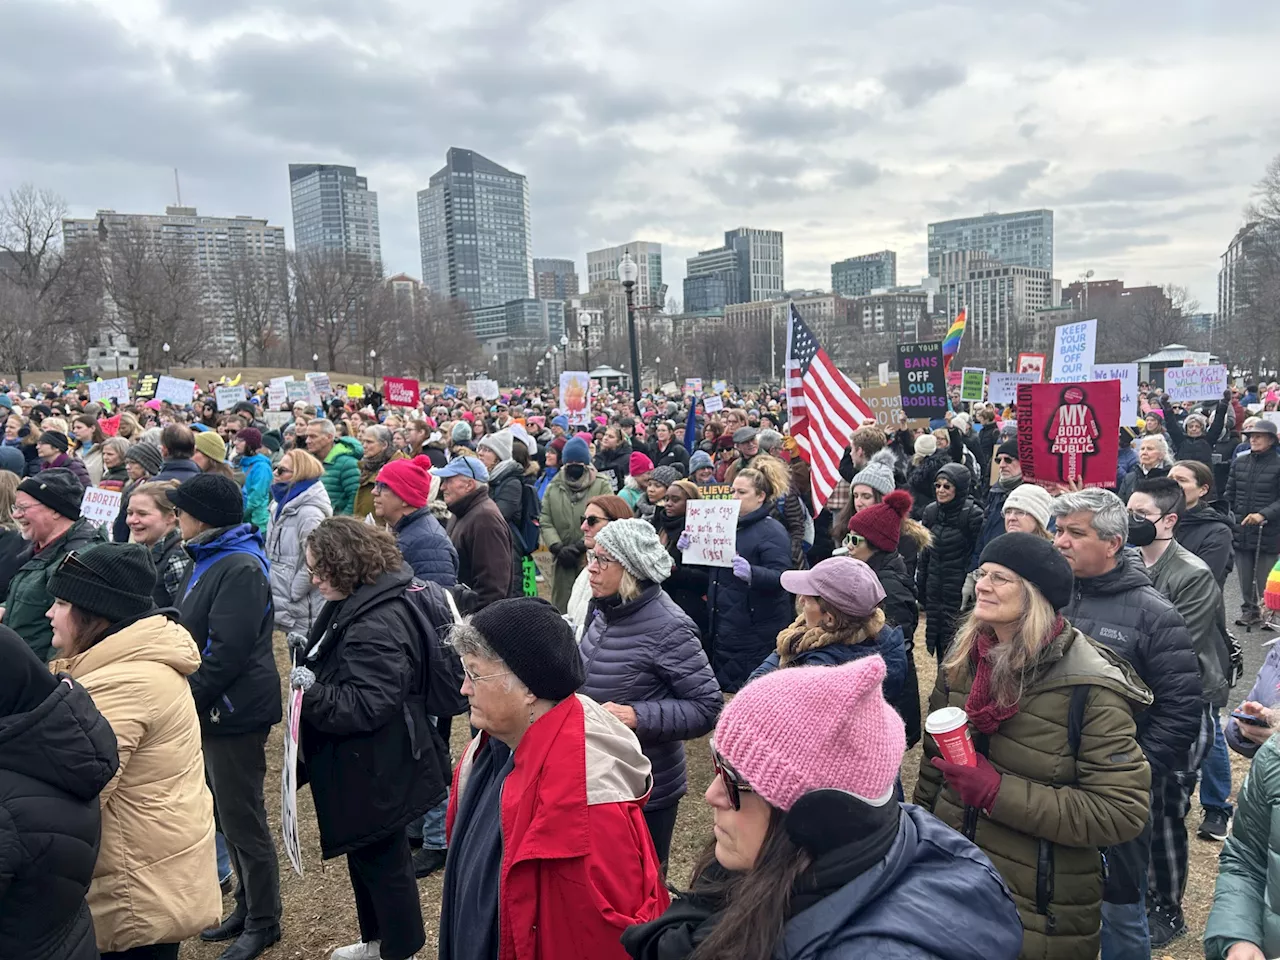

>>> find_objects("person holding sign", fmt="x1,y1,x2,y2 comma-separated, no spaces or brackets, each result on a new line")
1161,390,1230,470
652,479,710,636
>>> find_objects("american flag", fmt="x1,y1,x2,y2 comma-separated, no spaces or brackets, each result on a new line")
786,305,872,511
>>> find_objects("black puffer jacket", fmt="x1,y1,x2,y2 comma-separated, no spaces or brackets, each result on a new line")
652,511,709,637
298,563,448,859
867,549,922,747
651,440,690,477
1061,554,1203,776
917,464,984,659
0,634,119,960
1175,500,1235,589
1118,463,1169,503
594,439,633,491
1226,444,1280,552
1163,395,1227,469
906,450,950,519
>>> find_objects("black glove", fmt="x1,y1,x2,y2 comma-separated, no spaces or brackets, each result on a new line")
548,540,562,556
557,541,586,567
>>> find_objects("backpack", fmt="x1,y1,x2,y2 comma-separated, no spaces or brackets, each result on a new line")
403,578,471,718
510,481,542,556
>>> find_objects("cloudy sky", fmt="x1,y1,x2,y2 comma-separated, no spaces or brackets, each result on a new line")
2,0,1276,312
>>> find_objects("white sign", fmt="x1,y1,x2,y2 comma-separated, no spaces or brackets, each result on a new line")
284,380,311,405
684,377,703,395
467,379,500,400
1051,319,1097,382
79,487,122,535
154,375,197,407
305,371,331,398
215,384,246,411
88,377,130,405
1165,364,1228,403
281,687,304,877
681,500,739,568
1092,363,1139,424
267,384,287,410
988,372,1041,406
269,375,291,390
703,395,724,414
1264,412,1280,429
878,361,890,387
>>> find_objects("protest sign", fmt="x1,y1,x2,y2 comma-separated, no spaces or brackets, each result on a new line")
960,368,986,403
684,378,703,395
266,384,287,410
64,364,93,384
305,372,332,398
682,500,739,567
80,488,122,535
1017,353,1047,381
285,380,310,404
559,371,591,426
703,395,724,414
1264,412,1280,430
661,381,679,397
466,379,500,400
155,375,197,406
1092,363,1139,424
1016,380,1120,489
988,372,1040,406
712,379,728,394
878,361,890,386
1051,320,1097,382
88,377,130,405
215,384,246,411
442,384,458,398
134,373,159,399
1164,363,1228,403
698,482,734,499
263,411,292,431
859,383,929,430
383,376,420,408
269,375,291,390
896,341,947,419
281,687,304,877
347,383,364,399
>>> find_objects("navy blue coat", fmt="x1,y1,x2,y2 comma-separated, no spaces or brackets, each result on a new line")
746,623,906,704
706,503,793,693
393,506,458,587
579,586,722,810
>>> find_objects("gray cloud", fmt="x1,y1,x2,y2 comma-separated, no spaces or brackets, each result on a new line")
966,160,1051,203
1062,169,1197,204
881,62,966,108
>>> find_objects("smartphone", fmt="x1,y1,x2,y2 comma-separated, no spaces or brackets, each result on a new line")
1231,710,1269,727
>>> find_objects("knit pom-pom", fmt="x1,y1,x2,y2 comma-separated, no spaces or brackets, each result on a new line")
882,489,913,519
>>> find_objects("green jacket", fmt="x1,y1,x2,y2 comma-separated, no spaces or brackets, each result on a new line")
540,470,613,612
3,517,108,661
320,436,363,516
913,623,1152,960
1206,735,1280,959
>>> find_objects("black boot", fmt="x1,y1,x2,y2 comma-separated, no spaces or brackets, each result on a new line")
201,911,247,942
216,924,282,960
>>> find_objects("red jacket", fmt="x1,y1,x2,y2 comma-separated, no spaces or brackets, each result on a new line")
446,694,669,960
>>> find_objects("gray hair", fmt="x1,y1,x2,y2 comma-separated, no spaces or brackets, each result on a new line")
361,425,393,447
1050,487,1129,543
102,436,130,460
1139,433,1171,466
447,619,523,694
313,418,337,437
758,429,784,454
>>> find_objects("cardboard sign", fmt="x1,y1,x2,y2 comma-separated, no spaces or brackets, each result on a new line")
267,384,287,410
281,687,304,877
1016,353,1046,381
285,380,311,405
155,375,197,407
878,361,890,387
682,500,739,567
1092,363,1139,425
989,372,1040,406
684,378,703,395
384,376,420,408
88,377,130,405
712,380,728,394
1051,320,1097,382
703,395,724,414
896,341,947,419
305,372,332,398
661,381,679,397
215,384,246,411
79,487,122,534
858,383,929,431
559,371,591,426
1016,380,1120,489
134,373,159,399
1164,364,1228,403
960,368,986,403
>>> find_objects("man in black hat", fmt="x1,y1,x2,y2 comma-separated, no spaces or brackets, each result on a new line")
1226,417,1280,627
168,473,282,960
977,439,1025,557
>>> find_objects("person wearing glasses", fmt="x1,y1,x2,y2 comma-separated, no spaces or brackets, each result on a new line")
431,456,514,609
566,494,634,629
836,447,930,580
265,449,333,634
623,656,1024,960
439,596,668,960
542,436,614,613
977,439,1025,557
651,479,710,636
46,543,221,959
917,462,984,665
914,533,1152,960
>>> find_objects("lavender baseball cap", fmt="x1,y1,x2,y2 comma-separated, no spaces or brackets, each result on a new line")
780,557,886,618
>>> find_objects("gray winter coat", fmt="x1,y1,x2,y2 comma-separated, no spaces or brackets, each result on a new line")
266,480,332,632
578,585,722,810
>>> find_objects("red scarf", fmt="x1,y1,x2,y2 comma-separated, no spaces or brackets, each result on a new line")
964,615,1065,734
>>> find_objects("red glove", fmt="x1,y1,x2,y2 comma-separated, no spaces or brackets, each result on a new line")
931,754,1002,813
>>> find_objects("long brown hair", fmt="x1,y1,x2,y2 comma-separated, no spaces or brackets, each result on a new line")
59,604,114,658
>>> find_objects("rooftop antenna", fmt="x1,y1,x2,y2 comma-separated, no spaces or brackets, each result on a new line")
174,168,182,206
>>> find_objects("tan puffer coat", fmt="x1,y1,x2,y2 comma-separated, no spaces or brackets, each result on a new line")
913,623,1153,960
49,614,220,953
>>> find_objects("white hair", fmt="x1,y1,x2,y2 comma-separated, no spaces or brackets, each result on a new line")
1139,433,1171,466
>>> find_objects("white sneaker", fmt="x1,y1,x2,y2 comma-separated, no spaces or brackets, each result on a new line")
331,942,381,960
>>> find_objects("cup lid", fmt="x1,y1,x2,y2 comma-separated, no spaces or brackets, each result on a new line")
924,706,968,734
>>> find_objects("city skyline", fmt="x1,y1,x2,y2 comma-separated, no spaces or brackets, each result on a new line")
2,0,1277,312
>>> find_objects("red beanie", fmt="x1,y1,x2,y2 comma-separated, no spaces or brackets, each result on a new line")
848,490,912,553
629,452,654,475
376,455,433,508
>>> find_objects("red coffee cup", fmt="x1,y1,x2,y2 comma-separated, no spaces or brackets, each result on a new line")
926,706,976,767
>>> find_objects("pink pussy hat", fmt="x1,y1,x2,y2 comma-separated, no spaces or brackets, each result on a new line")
714,657,905,810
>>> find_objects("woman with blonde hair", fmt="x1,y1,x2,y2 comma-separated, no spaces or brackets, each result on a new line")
116,411,141,441
265,448,332,632
0,471,24,592
71,414,107,486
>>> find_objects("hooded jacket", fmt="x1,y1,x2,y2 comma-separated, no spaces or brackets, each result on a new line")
595,438,634,491
442,694,669,960
1226,441,1280,552
178,523,281,736
48,613,220,953
239,450,273,529
1163,395,1227,468
1174,500,1235,588
319,435,363,515
392,506,458,587
579,585,722,811
914,624,1152,960
445,485,514,609
918,463,984,657
542,467,614,612
266,480,333,632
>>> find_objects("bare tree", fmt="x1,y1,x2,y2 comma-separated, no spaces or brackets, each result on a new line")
402,291,479,381
0,279,43,384
290,250,368,372
223,250,286,366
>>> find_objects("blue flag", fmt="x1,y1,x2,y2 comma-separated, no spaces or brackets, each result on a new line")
684,399,698,454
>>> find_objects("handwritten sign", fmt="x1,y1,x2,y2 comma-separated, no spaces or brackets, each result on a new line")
858,383,928,431
267,384,287,410
682,500,739,567
703,395,724,414
896,341,946,418
285,380,311,405
80,487,122,535
305,372,332,398
1092,363,1139,424
281,687,304,877
155,375,197,407
988,372,1040,406
383,376,420,408
1164,363,1228,403
712,380,728,394
88,377,130,405
467,379,500,400
269,376,291,390
215,384,246,411
684,378,703,396
263,411,292,431
960,368,986,403
1051,320,1097,382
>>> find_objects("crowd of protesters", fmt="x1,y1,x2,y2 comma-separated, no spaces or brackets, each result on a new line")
5,369,1280,960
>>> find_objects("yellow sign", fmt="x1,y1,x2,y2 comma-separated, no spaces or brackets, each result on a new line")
348,383,365,399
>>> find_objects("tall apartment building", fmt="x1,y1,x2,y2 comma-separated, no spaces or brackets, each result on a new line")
418,148,533,310
63,206,287,348
1219,222,1278,326
532,258,579,300
586,241,664,309
287,163,381,270
936,251,1058,353
470,298,565,344
927,210,1053,277
831,250,897,297
683,227,784,312
851,291,929,341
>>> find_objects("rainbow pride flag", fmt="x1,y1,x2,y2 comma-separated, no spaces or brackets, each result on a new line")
942,308,966,375
1266,556,1280,611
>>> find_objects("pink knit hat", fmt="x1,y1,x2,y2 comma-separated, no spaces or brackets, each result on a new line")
714,657,905,810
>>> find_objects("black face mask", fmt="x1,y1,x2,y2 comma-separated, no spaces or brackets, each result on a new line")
1127,514,1157,547
564,464,586,482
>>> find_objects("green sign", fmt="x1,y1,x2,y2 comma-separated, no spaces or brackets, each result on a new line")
63,364,93,384
960,367,986,403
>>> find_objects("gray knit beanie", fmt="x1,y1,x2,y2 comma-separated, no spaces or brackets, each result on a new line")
452,421,473,443
650,465,680,487
689,449,714,473
594,518,674,584
850,449,897,497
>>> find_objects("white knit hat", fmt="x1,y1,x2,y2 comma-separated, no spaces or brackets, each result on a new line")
594,519,673,584
1003,483,1054,532
479,428,514,462
914,433,937,457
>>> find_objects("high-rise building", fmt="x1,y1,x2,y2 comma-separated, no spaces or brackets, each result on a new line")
63,206,287,348
831,251,897,297
927,210,1053,277
683,227,784,311
287,163,382,270
1219,222,1276,326
470,298,565,344
418,148,533,310
586,241,664,309
533,258,579,300
936,251,1058,353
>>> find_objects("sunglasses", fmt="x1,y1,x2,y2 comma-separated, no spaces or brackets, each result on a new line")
582,515,607,528
934,481,954,490
842,532,867,550
995,455,1017,465
710,739,753,810
273,465,293,476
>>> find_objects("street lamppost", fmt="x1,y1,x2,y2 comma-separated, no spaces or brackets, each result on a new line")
312,352,319,372
545,350,554,385
654,355,661,392
1079,269,1095,318
369,348,377,382
559,334,569,378
162,342,170,375
579,312,591,372
619,252,642,404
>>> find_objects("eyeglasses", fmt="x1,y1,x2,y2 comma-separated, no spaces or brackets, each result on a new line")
11,500,37,516
462,665,512,685
975,566,1019,588
587,552,616,569
934,481,954,490
372,482,388,494
710,739,754,811
582,515,607,528
995,455,1017,465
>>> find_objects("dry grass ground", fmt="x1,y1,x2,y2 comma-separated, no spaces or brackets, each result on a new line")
18,367,376,390
182,619,1234,960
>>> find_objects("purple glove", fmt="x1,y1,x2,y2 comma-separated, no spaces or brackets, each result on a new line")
732,555,752,583
677,532,691,552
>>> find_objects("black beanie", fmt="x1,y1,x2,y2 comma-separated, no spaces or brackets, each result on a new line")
166,473,244,528
18,469,84,520
48,543,157,623
469,597,584,701
979,532,1074,611
39,430,69,453
997,438,1019,461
